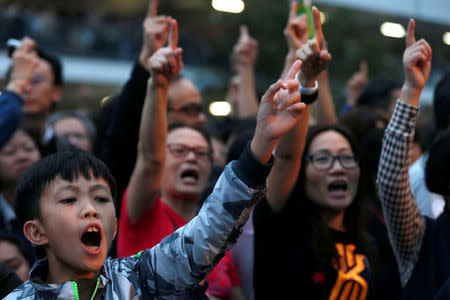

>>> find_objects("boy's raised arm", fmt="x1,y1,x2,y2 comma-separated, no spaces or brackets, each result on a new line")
126,60,306,296
126,20,183,222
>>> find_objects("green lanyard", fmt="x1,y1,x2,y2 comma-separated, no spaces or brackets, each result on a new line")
71,277,100,300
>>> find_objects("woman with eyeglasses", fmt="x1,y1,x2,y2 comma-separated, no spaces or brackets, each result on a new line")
253,124,380,299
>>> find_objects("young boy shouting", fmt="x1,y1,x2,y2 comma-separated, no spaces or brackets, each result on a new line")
5,19,307,299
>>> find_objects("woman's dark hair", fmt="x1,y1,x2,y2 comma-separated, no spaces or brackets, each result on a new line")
288,124,375,270
0,230,33,266
339,107,388,151
359,128,385,199
0,126,42,188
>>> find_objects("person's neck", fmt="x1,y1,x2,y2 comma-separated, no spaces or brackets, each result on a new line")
46,252,99,286
325,210,346,232
162,192,200,221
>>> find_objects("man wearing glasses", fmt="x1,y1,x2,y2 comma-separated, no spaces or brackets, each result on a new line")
167,76,207,127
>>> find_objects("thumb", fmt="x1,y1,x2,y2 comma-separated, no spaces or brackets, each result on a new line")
406,19,416,47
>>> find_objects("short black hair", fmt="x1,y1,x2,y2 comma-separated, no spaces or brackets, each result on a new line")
356,78,402,111
0,230,33,266
36,48,63,87
168,122,212,147
47,110,97,142
3,45,63,88
433,71,450,131
14,149,116,228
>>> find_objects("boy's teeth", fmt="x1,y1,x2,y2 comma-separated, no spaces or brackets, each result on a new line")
87,227,98,232
86,246,99,251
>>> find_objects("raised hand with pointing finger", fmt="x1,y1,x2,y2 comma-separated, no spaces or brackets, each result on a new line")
284,1,309,54
139,0,173,70
148,19,183,89
295,6,331,87
232,25,258,69
251,60,306,163
347,61,368,106
400,19,432,106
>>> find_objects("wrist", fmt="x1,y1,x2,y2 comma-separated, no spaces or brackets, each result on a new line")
250,129,277,164
286,52,296,63
139,52,151,71
6,80,27,95
399,83,422,106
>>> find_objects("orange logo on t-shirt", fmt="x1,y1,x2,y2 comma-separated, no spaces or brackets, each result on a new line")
329,243,368,300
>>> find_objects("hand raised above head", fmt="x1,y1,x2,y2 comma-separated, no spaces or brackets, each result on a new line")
251,60,307,163
139,0,173,69
231,25,258,69
347,61,369,105
403,19,432,92
257,60,306,140
7,37,39,95
284,1,309,53
295,6,331,86
148,20,183,89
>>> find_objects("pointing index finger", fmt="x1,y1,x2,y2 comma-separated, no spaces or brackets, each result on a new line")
313,7,323,44
240,25,249,41
406,19,416,47
289,1,297,22
360,61,368,76
147,0,157,17
169,19,178,50
285,60,303,81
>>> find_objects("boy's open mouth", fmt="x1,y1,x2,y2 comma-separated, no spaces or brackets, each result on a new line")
81,225,102,253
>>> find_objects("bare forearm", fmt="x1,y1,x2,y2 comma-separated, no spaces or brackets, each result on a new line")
236,66,259,118
127,78,167,221
138,78,167,164
312,70,337,125
267,106,310,212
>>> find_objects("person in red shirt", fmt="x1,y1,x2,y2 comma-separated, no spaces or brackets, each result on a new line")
116,13,244,300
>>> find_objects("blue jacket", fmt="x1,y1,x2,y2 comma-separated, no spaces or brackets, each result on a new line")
0,90,23,149
5,144,271,299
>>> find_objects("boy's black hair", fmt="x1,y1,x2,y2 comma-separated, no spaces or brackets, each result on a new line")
14,149,117,228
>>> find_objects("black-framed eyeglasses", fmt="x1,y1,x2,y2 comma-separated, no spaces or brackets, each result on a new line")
167,143,212,161
305,152,359,170
168,103,204,117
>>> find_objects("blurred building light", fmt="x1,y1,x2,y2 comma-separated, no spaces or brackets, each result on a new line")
443,32,450,45
319,11,327,24
209,101,231,116
380,22,406,38
212,0,245,13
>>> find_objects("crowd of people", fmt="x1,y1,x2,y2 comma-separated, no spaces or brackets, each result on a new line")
0,0,449,299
